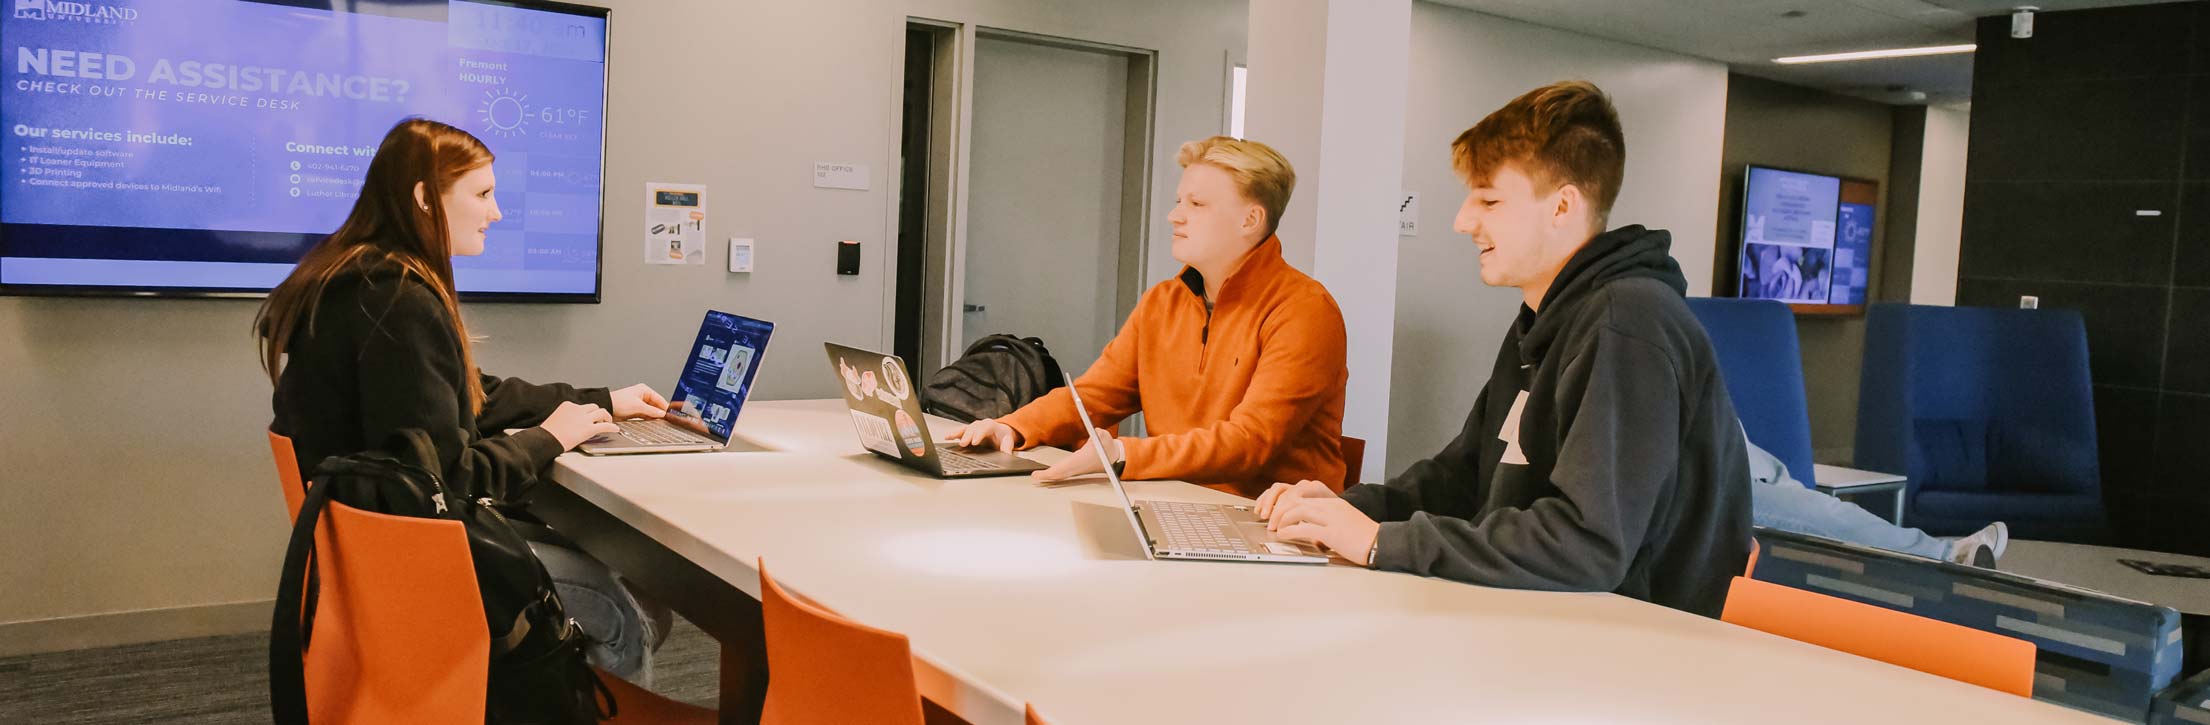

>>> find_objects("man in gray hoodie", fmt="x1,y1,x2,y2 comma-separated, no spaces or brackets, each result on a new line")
1258,81,1752,617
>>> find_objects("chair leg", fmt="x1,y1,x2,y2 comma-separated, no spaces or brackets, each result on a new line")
719,638,769,725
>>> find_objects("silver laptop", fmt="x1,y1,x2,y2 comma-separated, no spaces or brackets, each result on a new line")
580,310,774,455
823,343,1047,478
1065,382,1327,564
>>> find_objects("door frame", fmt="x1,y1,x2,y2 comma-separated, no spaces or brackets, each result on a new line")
896,19,1158,373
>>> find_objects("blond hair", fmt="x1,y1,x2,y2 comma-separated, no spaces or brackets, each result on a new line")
1176,136,1296,238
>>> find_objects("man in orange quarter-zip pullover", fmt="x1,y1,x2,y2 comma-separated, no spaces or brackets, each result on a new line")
954,136,1349,498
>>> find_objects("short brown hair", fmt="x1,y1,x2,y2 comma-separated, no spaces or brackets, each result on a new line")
1177,136,1296,238
1451,81,1625,226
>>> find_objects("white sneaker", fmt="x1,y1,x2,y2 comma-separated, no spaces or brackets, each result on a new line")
1947,522,2011,568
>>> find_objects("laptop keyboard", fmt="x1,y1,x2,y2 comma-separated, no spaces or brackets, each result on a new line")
1150,501,1254,555
618,418,714,446
937,448,995,474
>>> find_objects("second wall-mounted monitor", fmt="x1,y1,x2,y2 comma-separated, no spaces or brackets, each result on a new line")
1736,165,1877,315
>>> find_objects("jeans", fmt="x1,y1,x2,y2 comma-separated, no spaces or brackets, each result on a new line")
1752,478,1951,561
530,541,666,684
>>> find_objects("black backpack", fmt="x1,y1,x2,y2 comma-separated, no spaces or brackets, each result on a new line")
922,334,1067,423
268,429,615,725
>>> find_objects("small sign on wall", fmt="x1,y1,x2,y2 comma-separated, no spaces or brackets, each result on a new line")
645,182,707,265
813,162,871,191
1399,192,1419,236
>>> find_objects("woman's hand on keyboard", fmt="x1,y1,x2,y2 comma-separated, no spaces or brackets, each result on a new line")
542,401,622,450
610,384,670,420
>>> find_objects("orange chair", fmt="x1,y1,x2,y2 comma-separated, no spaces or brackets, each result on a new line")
1026,703,1050,724
1744,538,1760,578
271,430,306,522
1721,576,2036,696
269,432,713,724
1339,436,1367,490
298,499,494,723
759,559,926,725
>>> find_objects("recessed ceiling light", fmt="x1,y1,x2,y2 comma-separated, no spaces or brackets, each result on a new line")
1773,44,1977,64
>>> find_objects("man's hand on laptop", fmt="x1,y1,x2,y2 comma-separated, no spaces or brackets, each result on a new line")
1259,480,1379,567
1031,428,1123,483
953,418,1020,451
610,384,670,420
1253,480,1333,519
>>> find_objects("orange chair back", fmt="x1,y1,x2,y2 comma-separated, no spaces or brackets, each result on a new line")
1339,436,1366,491
271,431,306,522
1026,703,1050,724
269,431,710,724
759,560,924,725
1721,576,2035,696
303,500,491,723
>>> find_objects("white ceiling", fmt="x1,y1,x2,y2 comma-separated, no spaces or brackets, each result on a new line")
1424,0,2186,105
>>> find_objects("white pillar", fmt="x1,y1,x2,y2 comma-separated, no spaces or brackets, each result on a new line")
1246,0,1410,479
1911,104,1970,306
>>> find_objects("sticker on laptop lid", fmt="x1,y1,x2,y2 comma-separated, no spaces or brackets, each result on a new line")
893,409,928,456
881,356,911,401
850,409,899,457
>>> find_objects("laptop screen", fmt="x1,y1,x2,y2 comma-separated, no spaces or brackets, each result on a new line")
667,311,775,442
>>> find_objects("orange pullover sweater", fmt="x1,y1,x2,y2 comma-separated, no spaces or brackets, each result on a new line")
1000,236,1347,497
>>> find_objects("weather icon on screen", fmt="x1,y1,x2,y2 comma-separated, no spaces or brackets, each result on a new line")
479,88,528,138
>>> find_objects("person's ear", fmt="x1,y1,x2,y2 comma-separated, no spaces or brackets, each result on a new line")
1245,204,1268,238
1551,184,1583,229
413,181,429,212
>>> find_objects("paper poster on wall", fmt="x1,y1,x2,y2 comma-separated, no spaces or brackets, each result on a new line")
645,183,708,265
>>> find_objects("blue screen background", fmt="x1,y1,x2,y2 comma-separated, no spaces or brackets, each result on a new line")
667,311,774,441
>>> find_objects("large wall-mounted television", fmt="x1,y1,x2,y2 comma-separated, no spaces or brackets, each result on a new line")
0,0,609,301
1735,165,1878,315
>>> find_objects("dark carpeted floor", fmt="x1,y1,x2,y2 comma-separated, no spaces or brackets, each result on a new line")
0,617,721,724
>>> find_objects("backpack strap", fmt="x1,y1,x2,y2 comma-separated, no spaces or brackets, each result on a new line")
267,471,338,725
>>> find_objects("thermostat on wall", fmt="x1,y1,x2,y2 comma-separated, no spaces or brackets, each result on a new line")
729,238,754,273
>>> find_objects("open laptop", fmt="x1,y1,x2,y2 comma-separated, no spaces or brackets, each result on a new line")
579,310,774,455
823,342,1046,478
1065,381,1328,564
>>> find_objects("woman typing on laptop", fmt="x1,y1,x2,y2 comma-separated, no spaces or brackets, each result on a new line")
256,118,669,682
954,137,1350,498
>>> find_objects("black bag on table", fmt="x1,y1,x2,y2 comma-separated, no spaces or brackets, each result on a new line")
921,333,1069,423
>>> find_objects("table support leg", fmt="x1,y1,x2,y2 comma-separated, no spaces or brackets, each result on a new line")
533,483,769,724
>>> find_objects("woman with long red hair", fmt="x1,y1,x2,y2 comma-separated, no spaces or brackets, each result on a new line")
258,118,667,681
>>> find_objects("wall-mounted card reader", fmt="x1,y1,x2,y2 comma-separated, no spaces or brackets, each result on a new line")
837,240,861,276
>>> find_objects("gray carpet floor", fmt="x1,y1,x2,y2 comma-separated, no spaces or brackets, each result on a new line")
0,618,721,724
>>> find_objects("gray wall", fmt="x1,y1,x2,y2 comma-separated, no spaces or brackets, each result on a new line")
0,0,1248,651
1387,2,1730,475
1715,74,1900,464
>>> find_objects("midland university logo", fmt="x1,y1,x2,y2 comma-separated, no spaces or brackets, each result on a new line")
13,0,140,23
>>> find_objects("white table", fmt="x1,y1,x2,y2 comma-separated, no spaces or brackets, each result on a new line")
545,400,2104,724
1813,463,1910,526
